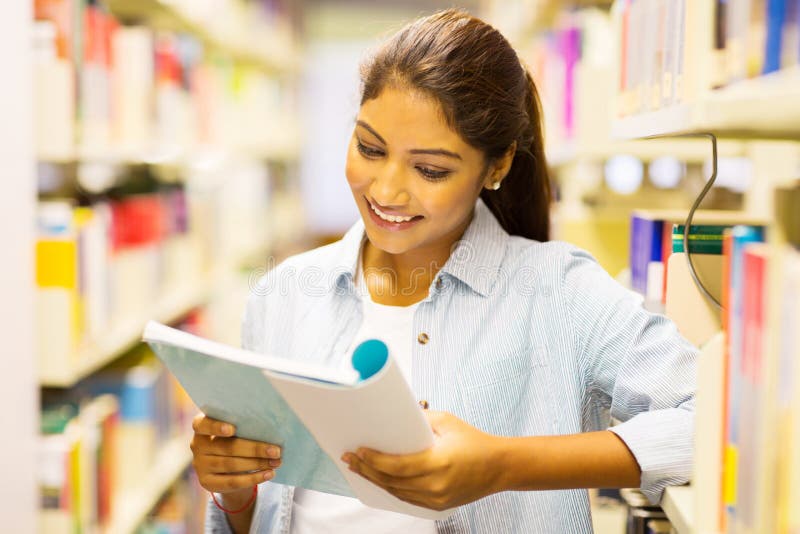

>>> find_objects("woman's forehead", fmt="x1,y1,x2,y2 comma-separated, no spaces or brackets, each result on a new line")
357,87,471,153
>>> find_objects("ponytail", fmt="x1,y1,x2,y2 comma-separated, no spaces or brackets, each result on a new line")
480,69,551,241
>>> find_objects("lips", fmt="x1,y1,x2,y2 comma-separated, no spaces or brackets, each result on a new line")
364,197,423,230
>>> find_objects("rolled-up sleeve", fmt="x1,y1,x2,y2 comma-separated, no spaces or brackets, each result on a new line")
563,247,697,503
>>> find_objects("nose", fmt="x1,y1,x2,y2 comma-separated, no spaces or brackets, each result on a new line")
370,160,410,207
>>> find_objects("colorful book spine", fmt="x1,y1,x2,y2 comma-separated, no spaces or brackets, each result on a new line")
630,214,664,295
765,0,788,73
672,224,731,254
736,244,769,531
722,225,765,528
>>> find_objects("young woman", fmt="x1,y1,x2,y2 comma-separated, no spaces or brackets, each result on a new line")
193,9,696,534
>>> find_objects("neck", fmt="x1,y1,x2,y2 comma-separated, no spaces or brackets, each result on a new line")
361,211,473,305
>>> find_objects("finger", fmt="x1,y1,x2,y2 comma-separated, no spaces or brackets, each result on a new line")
193,434,282,460
192,414,236,437
390,488,447,511
200,455,278,474
354,447,435,478
201,469,275,493
345,455,425,492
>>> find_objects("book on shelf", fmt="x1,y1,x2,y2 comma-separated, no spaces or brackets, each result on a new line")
629,209,765,318
38,330,199,534
142,321,453,520
722,225,765,531
776,247,800,533
618,0,800,117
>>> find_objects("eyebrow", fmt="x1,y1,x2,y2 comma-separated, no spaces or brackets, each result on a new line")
356,120,463,161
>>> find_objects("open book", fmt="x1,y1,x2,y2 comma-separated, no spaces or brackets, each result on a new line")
142,321,452,520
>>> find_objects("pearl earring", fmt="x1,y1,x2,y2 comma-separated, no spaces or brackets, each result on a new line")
491,181,502,191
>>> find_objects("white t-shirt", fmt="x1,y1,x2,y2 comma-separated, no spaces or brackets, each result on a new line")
291,252,437,534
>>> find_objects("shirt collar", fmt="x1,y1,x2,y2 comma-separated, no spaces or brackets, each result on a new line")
332,198,509,297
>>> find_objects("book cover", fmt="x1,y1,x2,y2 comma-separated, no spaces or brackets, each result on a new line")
143,321,452,520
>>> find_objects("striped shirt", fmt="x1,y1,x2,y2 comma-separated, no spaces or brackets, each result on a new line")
206,198,697,533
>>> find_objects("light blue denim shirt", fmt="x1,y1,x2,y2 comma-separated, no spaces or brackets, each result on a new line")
206,199,697,533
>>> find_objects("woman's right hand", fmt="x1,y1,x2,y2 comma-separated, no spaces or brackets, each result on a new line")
191,413,283,495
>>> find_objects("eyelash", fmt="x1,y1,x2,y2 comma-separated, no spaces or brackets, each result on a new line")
355,140,452,182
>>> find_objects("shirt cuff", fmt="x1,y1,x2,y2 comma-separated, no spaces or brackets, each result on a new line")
609,406,694,504
204,494,235,534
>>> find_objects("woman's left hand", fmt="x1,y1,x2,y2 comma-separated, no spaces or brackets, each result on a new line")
342,410,508,511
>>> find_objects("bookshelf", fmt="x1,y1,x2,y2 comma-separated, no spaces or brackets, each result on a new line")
1,1,36,531
22,0,304,531
105,433,193,534
40,283,209,387
104,0,298,72
547,138,747,168
662,486,693,534
488,1,800,534
612,67,800,140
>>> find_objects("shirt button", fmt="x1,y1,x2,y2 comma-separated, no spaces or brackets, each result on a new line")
418,400,429,409
435,277,443,290
417,332,429,345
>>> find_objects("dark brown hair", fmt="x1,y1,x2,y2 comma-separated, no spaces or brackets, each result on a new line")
360,8,551,241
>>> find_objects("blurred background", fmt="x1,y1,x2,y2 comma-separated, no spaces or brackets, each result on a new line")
2,0,799,532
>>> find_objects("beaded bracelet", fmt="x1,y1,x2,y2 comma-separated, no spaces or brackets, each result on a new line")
211,485,257,514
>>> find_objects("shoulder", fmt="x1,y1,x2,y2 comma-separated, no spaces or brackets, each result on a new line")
502,236,601,276
250,238,350,300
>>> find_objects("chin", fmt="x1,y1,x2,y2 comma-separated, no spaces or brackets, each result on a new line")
362,226,416,256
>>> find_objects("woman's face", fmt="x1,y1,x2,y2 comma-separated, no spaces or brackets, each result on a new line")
346,87,496,258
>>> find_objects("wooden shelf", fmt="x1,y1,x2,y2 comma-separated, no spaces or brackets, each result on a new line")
104,433,193,534
40,283,210,388
547,138,747,167
662,485,693,534
105,0,296,73
612,67,800,140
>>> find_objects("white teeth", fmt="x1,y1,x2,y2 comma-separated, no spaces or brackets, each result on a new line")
370,202,415,223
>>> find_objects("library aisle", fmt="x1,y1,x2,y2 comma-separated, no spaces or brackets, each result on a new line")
2,0,799,533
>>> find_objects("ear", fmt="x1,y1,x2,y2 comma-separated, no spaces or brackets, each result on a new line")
483,142,517,191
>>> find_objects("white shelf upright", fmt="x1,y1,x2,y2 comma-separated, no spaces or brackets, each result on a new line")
0,1,37,531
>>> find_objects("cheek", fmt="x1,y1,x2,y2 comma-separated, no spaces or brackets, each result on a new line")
345,148,371,192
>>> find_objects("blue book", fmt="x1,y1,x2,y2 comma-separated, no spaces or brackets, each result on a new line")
142,321,452,519
630,214,664,295
765,0,787,73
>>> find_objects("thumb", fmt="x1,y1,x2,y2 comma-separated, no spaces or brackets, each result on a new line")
425,410,453,434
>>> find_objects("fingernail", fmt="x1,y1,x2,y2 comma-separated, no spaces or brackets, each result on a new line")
264,470,274,481
268,446,281,459
341,454,350,464
269,459,281,467
356,449,365,459
221,424,234,436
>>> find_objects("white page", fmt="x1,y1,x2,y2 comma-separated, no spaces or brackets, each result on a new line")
143,320,359,385
265,355,454,520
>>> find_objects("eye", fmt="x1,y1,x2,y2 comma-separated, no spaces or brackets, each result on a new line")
416,166,451,181
356,139,384,158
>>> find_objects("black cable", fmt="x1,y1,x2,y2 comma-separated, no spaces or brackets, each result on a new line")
643,132,722,308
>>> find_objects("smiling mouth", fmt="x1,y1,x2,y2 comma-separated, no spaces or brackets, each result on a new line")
366,198,423,223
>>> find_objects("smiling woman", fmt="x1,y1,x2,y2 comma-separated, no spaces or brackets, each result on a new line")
199,8,698,534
